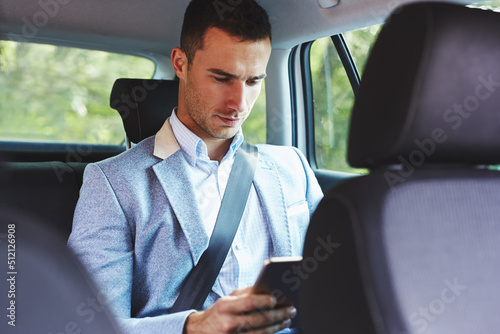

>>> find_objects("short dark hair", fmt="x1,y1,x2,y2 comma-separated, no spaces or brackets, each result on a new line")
180,0,272,64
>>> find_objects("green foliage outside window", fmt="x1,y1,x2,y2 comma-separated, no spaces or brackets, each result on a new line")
242,80,266,145
311,25,381,173
0,41,155,145
469,0,500,11
0,41,266,146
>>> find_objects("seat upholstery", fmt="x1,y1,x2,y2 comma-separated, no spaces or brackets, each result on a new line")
110,78,179,146
0,161,87,240
300,3,500,334
0,206,122,333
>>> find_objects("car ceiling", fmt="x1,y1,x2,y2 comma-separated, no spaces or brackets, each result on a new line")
0,0,472,58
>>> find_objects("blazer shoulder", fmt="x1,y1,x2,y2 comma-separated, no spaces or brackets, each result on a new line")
256,144,307,166
96,136,159,172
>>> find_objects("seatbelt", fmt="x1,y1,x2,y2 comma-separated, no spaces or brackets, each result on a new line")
171,141,259,312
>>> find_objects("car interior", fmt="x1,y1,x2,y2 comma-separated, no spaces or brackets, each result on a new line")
1,0,500,333
301,2,500,333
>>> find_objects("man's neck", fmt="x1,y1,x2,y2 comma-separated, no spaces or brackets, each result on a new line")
205,138,232,163
174,107,235,163
176,104,233,163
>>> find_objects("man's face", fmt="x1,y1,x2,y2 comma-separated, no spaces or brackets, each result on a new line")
177,27,271,141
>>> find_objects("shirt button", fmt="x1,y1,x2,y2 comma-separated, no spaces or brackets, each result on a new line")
235,243,243,250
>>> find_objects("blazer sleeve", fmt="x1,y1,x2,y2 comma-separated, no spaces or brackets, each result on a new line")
291,146,324,215
68,163,194,334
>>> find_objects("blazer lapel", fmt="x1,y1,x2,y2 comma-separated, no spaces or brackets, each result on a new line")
152,154,209,265
253,158,295,257
152,119,209,265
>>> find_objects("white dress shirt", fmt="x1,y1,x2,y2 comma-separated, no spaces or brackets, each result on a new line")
168,109,273,295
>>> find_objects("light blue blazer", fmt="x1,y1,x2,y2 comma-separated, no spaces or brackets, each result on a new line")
68,120,323,333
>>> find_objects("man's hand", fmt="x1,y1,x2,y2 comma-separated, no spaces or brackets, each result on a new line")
184,287,296,334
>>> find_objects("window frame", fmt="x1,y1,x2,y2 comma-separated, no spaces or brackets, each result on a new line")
291,34,361,171
331,34,361,96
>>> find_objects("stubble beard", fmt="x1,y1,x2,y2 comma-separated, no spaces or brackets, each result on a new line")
184,78,240,140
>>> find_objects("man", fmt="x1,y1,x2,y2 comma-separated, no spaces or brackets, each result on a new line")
68,0,323,333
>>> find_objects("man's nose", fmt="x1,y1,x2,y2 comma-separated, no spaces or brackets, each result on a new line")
227,81,246,113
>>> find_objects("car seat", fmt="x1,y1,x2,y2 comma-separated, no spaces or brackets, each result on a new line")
300,3,500,333
110,78,179,147
0,206,122,333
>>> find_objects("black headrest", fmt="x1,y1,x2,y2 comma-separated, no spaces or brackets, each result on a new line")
110,79,179,144
348,3,500,168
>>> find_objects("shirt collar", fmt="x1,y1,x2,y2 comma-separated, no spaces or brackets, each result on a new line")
154,108,244,165
153,114,180,160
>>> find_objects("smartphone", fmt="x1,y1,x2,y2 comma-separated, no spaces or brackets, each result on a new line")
253,256,303,329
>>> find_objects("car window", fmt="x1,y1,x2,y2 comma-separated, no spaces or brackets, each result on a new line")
242,80,266,144
469,0,500,10
0,40,266,147
311,25,381,173
0,41,155,145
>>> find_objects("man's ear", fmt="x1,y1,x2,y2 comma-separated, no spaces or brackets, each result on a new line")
171,47,188,80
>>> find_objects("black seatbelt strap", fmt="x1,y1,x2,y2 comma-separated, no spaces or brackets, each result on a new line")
171,141,259,312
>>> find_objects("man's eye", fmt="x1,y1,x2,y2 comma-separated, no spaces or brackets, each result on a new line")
214,77,229,83
247,80,259,86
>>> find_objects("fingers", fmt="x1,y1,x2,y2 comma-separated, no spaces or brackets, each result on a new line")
211,306,295,334
184,291,297,334
217,292,277,315
235,305,297,332
218,293,296,333
230,286,253,296
237,318,293,334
